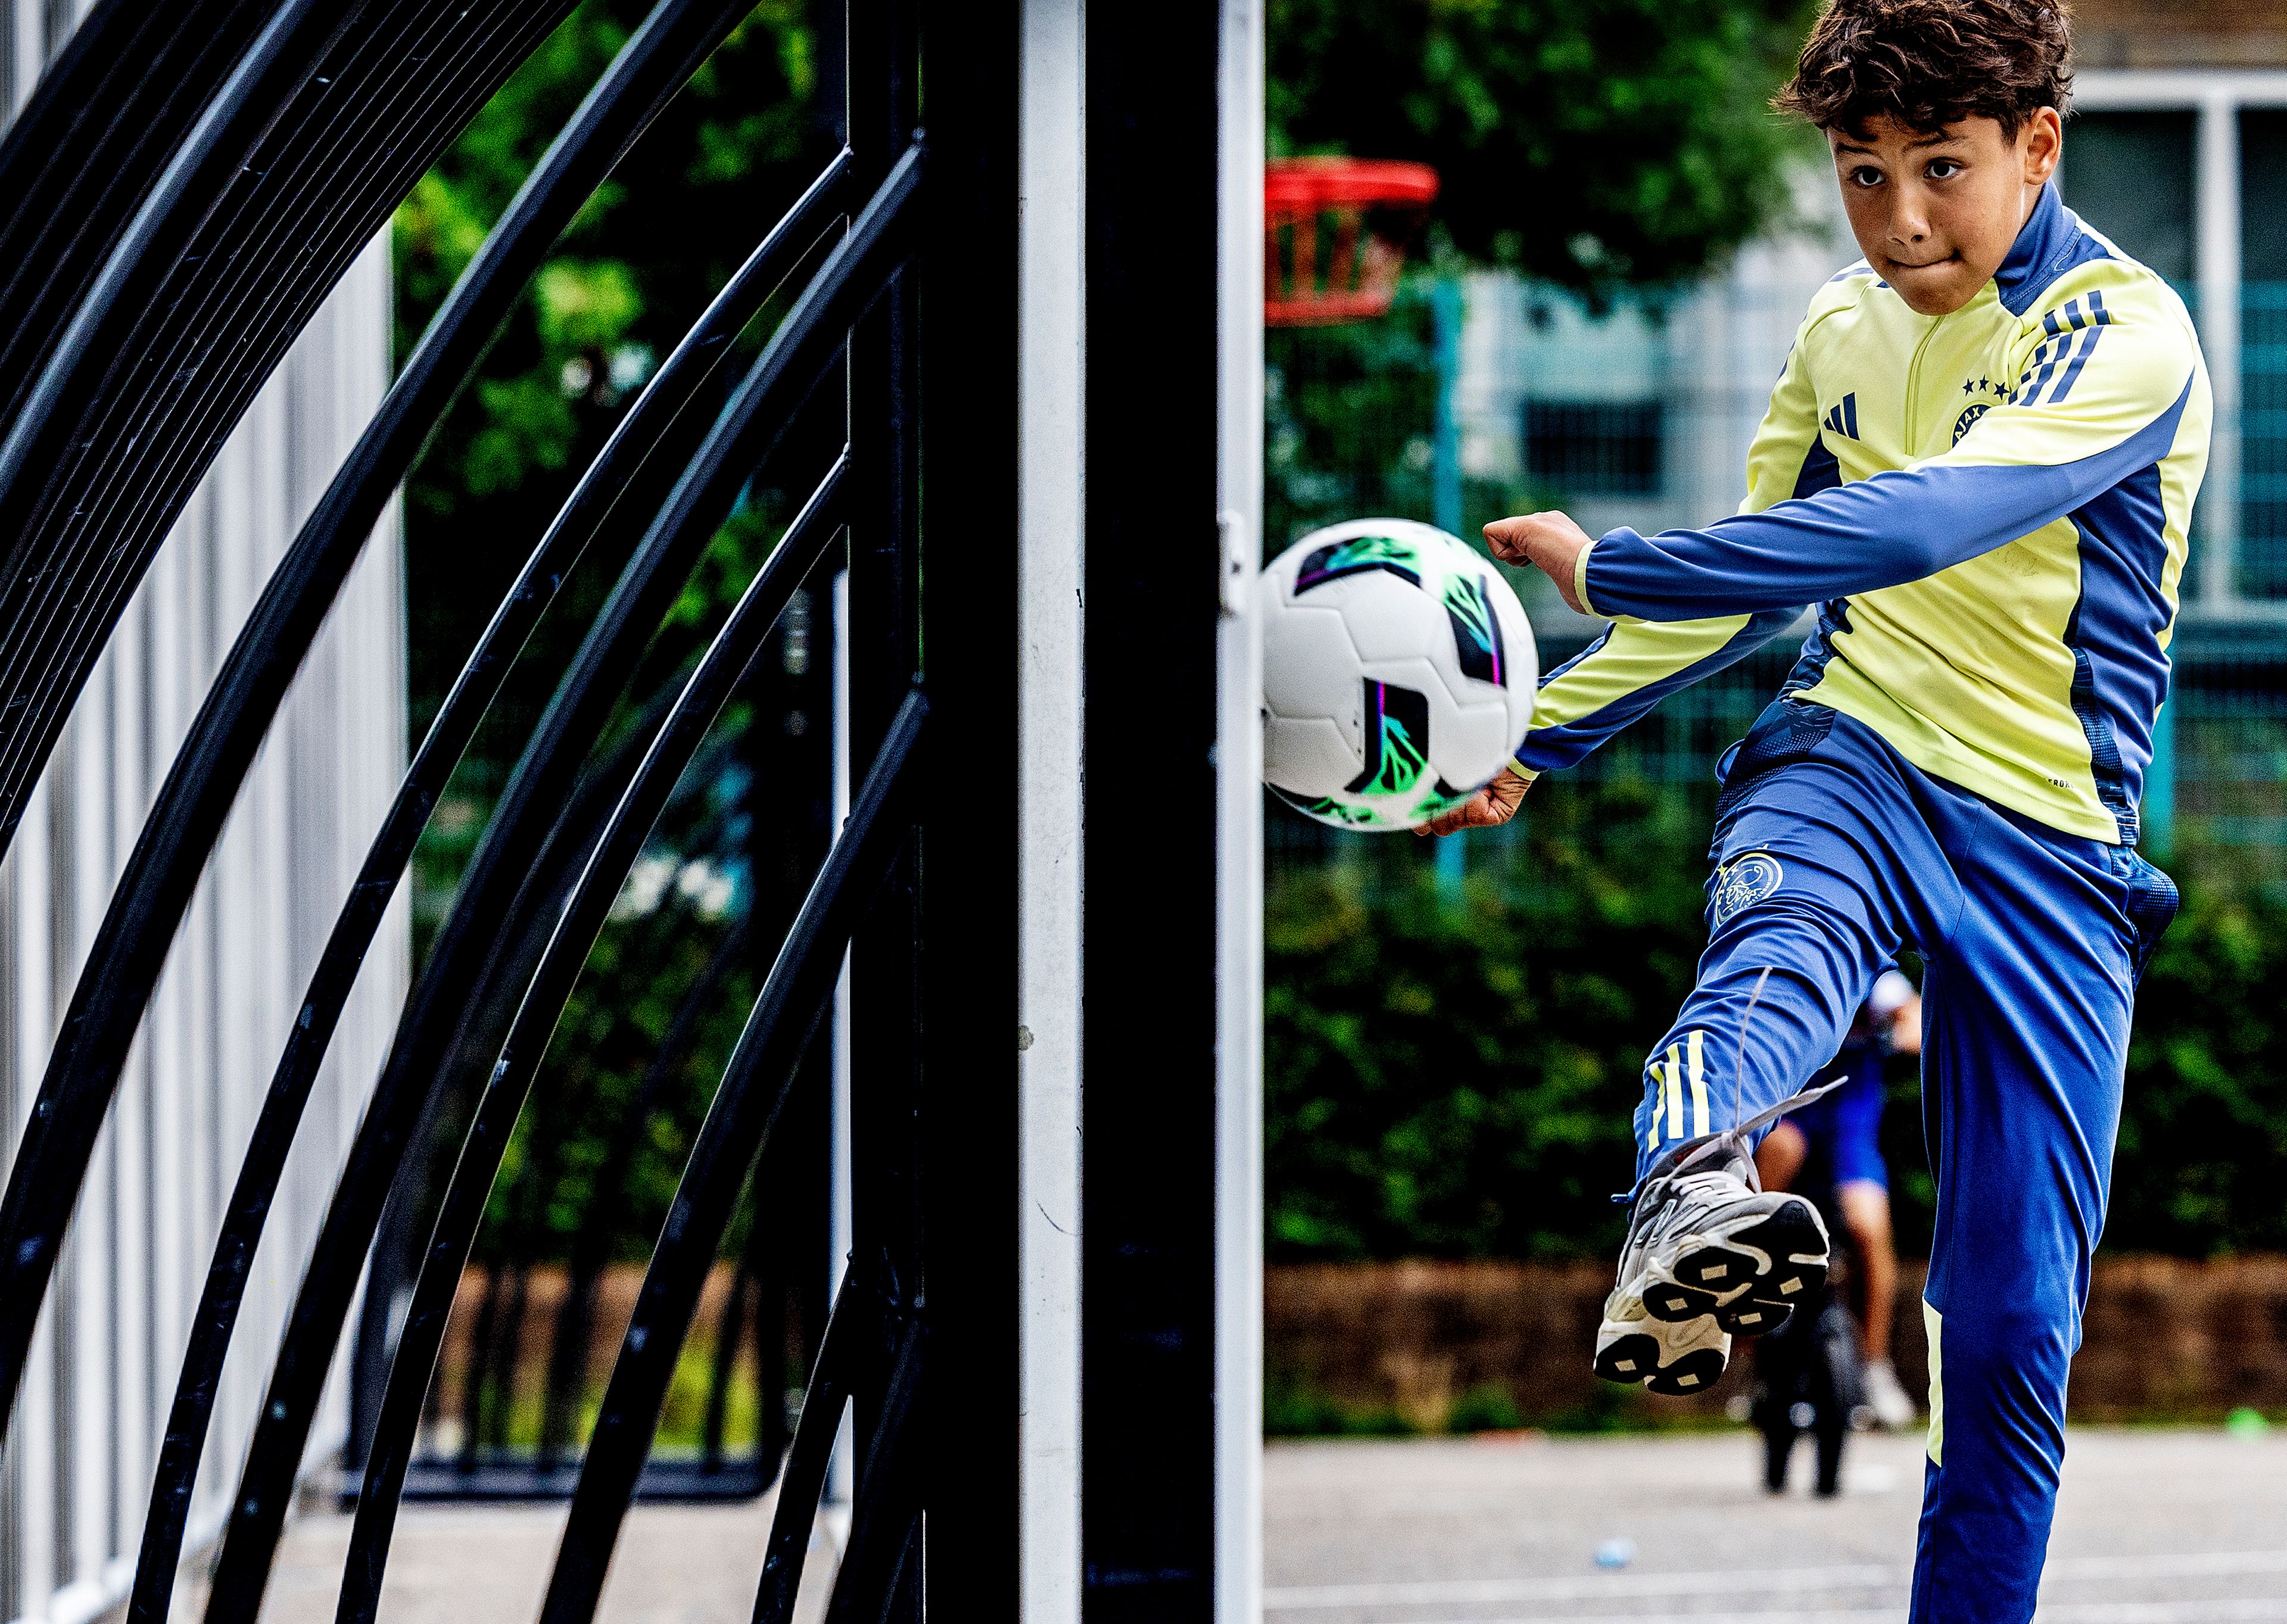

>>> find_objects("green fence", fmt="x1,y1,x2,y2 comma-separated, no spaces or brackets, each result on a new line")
2248,282,2287,598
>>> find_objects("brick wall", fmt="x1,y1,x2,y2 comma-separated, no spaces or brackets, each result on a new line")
2071,0,2287,70
1266,1255,2287,1430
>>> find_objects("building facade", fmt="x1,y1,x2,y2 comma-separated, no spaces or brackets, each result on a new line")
0,5,410,1622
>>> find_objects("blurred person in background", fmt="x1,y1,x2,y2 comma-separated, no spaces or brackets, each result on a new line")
1756,967,1922,1430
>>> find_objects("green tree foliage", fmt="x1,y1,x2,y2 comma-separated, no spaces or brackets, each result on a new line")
395,3,833,1261
2111,890,2287,1255
1270,0,1821,291
397,0,824,799
1267,814,2287,1263
1266,279,1547,553
1267,780,1710,1261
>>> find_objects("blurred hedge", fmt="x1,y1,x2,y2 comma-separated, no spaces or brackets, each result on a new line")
1266,785,2287,1263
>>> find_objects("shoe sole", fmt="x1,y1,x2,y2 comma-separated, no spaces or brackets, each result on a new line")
1595,1197,1829,1395
1593,1326,1728,1396
1655,1200,1830,1335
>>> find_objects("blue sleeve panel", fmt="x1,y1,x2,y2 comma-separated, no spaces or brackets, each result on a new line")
1581,378,2195,622
1513,608,1803,775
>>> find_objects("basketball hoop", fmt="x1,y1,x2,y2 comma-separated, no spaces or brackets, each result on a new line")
1264,157,1439,328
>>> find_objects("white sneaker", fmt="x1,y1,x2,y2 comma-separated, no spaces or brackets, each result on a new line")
1862,1356,1917,1429
1595,1114,1833,1397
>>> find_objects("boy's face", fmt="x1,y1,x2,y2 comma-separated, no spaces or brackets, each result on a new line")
1827,108,2064,317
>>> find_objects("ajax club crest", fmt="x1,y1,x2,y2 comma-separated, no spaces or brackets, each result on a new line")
1711,851,1784,927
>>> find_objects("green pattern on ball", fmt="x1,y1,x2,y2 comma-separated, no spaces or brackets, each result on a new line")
1357,699,1429,799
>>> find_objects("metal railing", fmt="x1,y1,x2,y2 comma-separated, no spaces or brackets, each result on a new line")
0,0,986,1617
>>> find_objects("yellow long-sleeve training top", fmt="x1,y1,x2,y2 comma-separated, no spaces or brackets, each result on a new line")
1513,181,2212,846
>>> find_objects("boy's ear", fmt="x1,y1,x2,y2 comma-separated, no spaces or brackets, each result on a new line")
2023,107,2063,186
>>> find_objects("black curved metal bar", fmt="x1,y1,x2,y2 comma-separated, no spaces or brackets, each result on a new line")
0,0,553,915
333,459,852,1623
0,0,753,1469
0,0,577,862
0,0,566,839
201,143,926,1623
124,139,841,1614
123,677,705,1624
538,908,758,1470
538,687,929,1624
0,0,277,428
819,1317,926,1624
751,1271,867,1624
443,845,753,1493
0,0,336,797
0,0,155,215
197,679,700,1624
136,148,848,1597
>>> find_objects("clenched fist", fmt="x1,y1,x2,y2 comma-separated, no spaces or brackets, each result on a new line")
1483,511,1595,613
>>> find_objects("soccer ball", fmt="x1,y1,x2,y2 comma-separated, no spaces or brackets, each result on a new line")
1260,519,1537,831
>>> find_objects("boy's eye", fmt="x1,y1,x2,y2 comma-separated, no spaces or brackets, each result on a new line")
1849,166,1884,187
1927,158,1963,179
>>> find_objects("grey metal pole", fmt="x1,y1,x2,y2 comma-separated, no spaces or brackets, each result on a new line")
2196,91,2242,608
1216,0,1266,1618
826,567,856,1534
1018,0,1086,1612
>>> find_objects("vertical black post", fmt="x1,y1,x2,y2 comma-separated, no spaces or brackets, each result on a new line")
1083,1,1225,1616
914,0,1022,1610
843,1,927,1614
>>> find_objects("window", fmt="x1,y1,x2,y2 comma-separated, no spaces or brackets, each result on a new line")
2068,77,2287,601
2243,111,2287,597
2059,111,2196,282
1523,400,1663,497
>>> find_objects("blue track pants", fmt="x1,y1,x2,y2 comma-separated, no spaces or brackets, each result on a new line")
1629,700,2177,1623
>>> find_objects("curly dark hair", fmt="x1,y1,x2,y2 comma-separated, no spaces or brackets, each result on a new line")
1774,0,2073,139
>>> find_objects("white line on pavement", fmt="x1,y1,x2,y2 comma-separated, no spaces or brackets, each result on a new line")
1265,1550,2287,1614
1266,1564,1899,1610
1283,1600,2287,1624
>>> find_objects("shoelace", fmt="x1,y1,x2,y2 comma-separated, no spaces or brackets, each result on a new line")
1669,1070,1849,1190
1615,967,1854,1211
1617,1071,1849,1283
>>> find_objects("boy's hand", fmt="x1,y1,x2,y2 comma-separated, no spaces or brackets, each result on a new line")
1413,766,1531,837
1484,512,1594,613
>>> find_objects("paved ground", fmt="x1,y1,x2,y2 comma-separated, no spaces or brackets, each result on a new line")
247,1426,2287,1620
253,1490,848,1624
1266,1427,2287,1623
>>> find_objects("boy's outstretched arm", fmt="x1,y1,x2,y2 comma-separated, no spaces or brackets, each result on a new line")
1420,326,1839,836
1531,291,2201,622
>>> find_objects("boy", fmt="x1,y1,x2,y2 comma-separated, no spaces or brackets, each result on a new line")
1423,0,2206,1614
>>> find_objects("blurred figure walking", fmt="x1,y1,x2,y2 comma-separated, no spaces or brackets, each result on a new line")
1757,967,1921,1430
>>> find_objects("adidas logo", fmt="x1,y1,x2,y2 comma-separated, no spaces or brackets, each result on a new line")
1822,392,1859,439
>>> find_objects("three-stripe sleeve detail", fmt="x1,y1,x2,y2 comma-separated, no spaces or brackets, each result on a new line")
1688,1030,1709,1139
2014,294,2114,407
2051,289,2113,403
